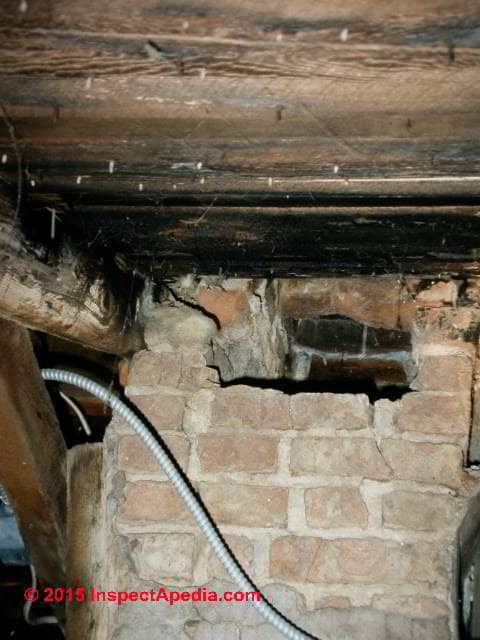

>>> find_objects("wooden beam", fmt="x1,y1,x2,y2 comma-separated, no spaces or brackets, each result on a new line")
66,443,103,640
0,0,479,200
0,0,479,279
57,203,480,278
0,318,66,586
0,194,143,355
1,71,479,200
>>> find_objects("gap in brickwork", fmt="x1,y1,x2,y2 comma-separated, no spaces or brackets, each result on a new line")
284,315,415,390
214,312,415,403
221,376,412,403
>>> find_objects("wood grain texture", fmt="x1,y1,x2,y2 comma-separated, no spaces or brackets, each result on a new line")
0,319,66,587
1,77,480,200
54,203,480,278
0,194,143,354
0,1,479,277
66,444,103,640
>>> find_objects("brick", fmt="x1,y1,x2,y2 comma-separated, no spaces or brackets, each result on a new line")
291,393,370,430
208,535,254,579
118,434,190,475
197,434,279,473
279,277,402,329
381,439,463,488
144,305,217,352
305,487,368,528
396,392,470,437
129,392,185,432
316,596,352,609
200,483,287,528
197,286,248,326
211,386,290,430
372,595,449,619
180,365,219,391
413,354,473,392
410,618,450,640
119,482,192,525
290,437,391,480
185,621,240,640
128,350,181,388
419,307,476,341
270,536,445,585
382,491,457,531
416,281,459,306
131,533,195,580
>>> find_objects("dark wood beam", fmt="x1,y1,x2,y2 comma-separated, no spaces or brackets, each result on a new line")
57,203,480,278
0,319,66,587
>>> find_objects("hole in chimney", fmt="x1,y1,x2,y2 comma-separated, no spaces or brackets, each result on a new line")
216,314,415,403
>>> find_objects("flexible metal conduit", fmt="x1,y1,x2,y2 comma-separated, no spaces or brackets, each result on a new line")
41,369,318,640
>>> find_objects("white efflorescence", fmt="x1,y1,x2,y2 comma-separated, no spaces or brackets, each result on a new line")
109,160,115,174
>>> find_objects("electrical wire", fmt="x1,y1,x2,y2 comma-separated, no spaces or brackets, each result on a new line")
59,391,92,436
41,368,319,640
23,564,59,627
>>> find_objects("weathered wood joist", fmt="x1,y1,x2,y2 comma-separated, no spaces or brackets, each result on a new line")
0,0,479,280
0,319,66,587
1,0,480,200
0,194,143,355
57,203,480,278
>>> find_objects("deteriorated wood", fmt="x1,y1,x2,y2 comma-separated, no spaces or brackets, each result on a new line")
2,80,480,200
2,0,480,56
0,319,66,586
0,1,479,277
57,204,480,278
1,29,479,78
0,0,479,199
66,443,103,640
0,194,143,355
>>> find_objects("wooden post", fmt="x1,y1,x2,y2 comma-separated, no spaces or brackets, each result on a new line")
66,444,104,640
0,318,66,587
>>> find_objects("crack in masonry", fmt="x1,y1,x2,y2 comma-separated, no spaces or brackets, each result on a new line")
371,420,394,478
305,541,322,584
162,283,221,329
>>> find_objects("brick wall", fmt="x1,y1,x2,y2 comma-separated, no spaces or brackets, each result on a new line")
97,282,480,640
101,352,476,638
